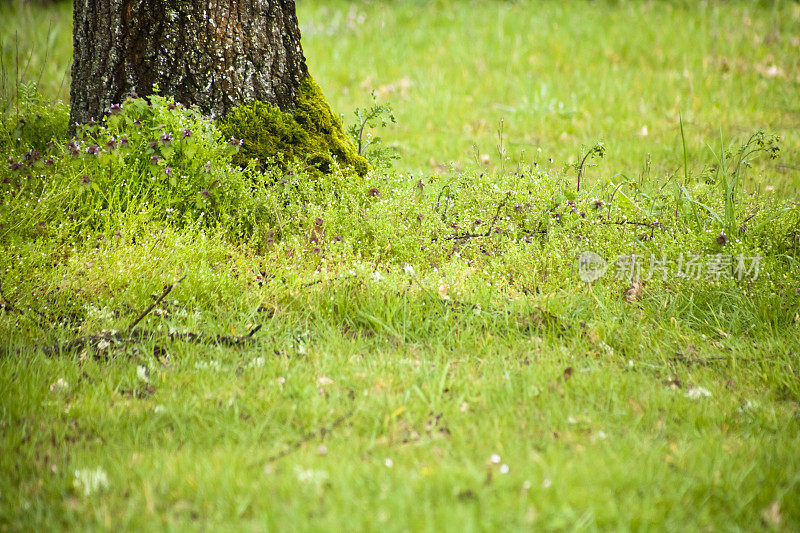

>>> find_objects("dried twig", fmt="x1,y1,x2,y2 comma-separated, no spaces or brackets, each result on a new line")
128,275,187,332
0,278,16,312
40,324,263,356
265,411,352,464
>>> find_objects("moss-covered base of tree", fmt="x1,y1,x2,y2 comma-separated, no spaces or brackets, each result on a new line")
218,75,369,178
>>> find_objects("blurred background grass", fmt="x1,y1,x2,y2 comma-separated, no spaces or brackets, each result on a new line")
2,0,799,190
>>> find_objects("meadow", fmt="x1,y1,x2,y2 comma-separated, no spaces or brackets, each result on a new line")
1,0,799,530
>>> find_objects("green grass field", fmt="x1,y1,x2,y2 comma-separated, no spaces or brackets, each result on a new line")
1,0,800,530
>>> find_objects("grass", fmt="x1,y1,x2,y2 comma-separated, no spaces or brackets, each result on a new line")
1,0,800,531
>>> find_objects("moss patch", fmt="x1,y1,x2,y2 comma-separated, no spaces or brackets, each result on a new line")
218,75,369,178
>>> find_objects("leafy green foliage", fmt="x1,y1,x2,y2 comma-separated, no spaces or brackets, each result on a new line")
347,92,399,170
0,89,266,243
0,82,68,152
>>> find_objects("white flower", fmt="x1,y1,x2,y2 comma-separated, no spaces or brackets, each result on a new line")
499,464,510,474
249,357,265,368
294,466,328,485
403,263,415,276
384,458,394,468
490,453,501,464
49,378,69,392
371,271,385,282
137,365,149,383
685,386,711,399
194,360,220,371
153,405,166,413
73,467,109,496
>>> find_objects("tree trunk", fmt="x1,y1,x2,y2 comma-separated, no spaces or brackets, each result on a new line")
69,0,307,130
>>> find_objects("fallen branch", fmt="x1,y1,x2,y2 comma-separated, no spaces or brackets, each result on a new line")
128,275,187,332
41,324,263,355
265,411,352,464
0,278,16,312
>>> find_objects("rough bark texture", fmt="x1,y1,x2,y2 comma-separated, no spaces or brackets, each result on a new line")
69,0,307,130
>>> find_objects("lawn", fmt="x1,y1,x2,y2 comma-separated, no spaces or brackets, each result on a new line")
1,0,799,531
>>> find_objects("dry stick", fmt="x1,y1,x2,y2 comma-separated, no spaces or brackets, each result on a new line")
0,277,50,325
441,196,511,241
0,278,16,312
265,411,352,464
53,65,69,109
127,275,187,332
42,324,263,355
35,19,54,90
39,276,268,355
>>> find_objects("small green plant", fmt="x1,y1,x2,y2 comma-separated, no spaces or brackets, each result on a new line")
347,92,398,170
673,130,781,243
0,87,263,243
0,82,68,151
712,130,780,237
568,141,605,193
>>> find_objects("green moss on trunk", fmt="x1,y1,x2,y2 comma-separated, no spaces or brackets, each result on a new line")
218,76,369,178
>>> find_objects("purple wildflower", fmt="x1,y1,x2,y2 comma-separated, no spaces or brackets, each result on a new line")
229,136,243,147
164,167,173,176
368,187,380,197
119,136,130,148
161,132,173,145
86,144,101,155
67,140,81,156
150,155,161,165
106,139,116,150
200,189,210,198
182,128,193,138
716,233,728,246
80,174,91,183
109,103,123,115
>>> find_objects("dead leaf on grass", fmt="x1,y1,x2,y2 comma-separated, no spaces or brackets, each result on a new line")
761,501,781,527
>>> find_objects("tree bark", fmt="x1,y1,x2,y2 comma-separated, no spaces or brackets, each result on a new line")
69,0,307,130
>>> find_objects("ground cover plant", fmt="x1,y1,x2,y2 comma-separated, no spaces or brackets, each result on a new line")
1,0,799,530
